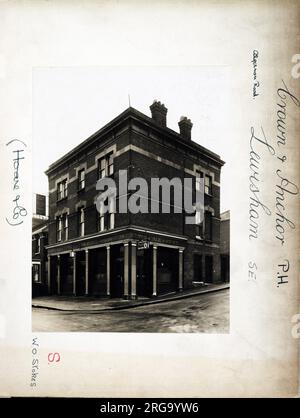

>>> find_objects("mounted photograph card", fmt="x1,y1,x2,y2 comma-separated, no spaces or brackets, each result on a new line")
0,0,299,398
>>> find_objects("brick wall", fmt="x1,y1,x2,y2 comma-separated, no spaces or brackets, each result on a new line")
47,113,223,259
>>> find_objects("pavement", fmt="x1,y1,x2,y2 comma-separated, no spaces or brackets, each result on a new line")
32,289,230,333
32,283,229,313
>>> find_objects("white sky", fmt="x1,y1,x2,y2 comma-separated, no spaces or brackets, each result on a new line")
33,66,231,212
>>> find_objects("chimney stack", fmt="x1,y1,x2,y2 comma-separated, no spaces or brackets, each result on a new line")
150,100,168,127
178,116,193,140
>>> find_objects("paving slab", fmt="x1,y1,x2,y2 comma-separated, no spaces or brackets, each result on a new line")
32,283,230,312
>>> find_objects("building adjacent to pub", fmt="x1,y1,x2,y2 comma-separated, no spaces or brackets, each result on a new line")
220,210,230,283
32,194,49,296
43,101,225,299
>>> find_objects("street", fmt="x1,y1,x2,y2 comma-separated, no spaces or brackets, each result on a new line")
32,288,229,333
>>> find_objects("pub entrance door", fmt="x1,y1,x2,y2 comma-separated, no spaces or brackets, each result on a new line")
137,248,152,297
110,245,124,298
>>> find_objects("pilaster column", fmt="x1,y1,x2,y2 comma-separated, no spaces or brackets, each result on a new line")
72,252,77,296
131,243,137,299
123,243,129,298
85,249,89,295
57,255,61,295
106,246,111,297
178,249,184,291
152,245,157,297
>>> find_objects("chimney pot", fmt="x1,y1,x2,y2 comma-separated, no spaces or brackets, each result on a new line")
178,116,193,140
150,100,168,127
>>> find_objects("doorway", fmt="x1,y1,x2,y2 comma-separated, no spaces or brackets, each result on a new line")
76,251,86,296
157,247,178,294
110,245,124,298
205,255,213,283
221,255,230,282
137,248,152,297
193,254,203,282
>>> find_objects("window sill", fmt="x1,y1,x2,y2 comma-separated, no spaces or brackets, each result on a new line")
98,175,114,181
57,197,67,203
98,228,115,233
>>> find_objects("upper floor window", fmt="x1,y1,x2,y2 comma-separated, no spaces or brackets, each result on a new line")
195,210,204,238
195,170,203,192
204,175,212,195
97,202,115,232
78,207,85,237
98,153,114,179
56,216,62,242
63,213,68,241
78,169,85,191
195,171,212,195
108,153,114,176
57,179,68,200
98,158,106,179
56,214,68,242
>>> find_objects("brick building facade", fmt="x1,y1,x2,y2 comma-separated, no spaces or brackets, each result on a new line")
220,210,230,282
32,194,49,297
44,101,225,299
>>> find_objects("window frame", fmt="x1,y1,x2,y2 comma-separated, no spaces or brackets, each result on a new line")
98,157,106,179
56,216,62,242
63,213,68,241
204,175,212,195
96,203,115,232
97,153,114,180
78,207,85,237
107,153,114,176
78,169,85,191
57,179,68,200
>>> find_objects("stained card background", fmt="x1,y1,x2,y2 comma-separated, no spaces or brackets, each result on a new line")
0,0,299,397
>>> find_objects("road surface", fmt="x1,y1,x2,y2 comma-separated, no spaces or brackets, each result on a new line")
32,288,229,333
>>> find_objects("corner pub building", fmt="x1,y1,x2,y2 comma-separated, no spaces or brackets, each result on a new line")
45,101,225,299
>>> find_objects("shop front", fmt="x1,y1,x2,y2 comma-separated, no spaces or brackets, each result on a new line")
47,233,185,300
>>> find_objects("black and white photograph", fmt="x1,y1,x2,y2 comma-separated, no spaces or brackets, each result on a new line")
32,66,230,333
1,0,299,400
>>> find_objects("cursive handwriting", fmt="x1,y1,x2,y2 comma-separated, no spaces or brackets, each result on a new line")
276,79,300,151
248,126,275,240
275,170,298,245
251,50,260,98
5,139,27,226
